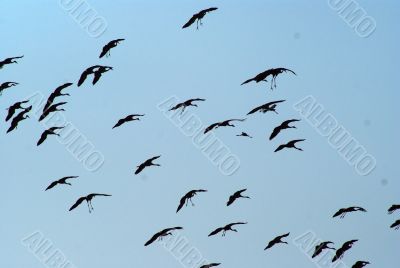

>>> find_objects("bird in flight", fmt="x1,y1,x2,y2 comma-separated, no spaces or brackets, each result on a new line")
39,102,67,121
241,68,296,90
43,83,73,112
388,204,400,214
99,39,125,58
236,132,252,138
113,114,144,129
176,189,207,213
332,206,367,219
204,119,246,134
247,100,285,116
0,82,18,96
169,98,205,114
312,241,335,258
77,65,113,87
352,261,370,268
208,222,247,237
0,55,23,69
69,193,111,213
264,233,290,250
227,189,250,206
269,119,300,140
274,139,305,152
390,219,400,230
144,227,183,246
37,126,64,146
182,8,218,29
332,240,358,262
45,176,79,191
7,106,31,133
6,100,29,121
135,155,161,175
199,263,221,268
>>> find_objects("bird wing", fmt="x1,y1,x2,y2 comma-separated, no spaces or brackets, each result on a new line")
135,164,145,175
274,144,286,152
144,232,161,246
390,220,400,228
269,125,282,140
278,232,290,239
113,118,125,129
69,197,86,211
182,15,198,28
37,131,48,146
99,44,111,58
227,194,236,206
45,181,59,191
266,100,286,107
278,68,296,75
208,227,224,236
149,155,161,162
5,106,17,121
247,105,262,115
241,77,255,85
203,7,218,13
228,222,247,228
264,240,276,250
288,139,305,146
92,71,102,85
60,176,79,182
332,208,345,218
227,118,246,123
78,69,91,87
388,204,400,214
176,195,187,213
204,122,220,134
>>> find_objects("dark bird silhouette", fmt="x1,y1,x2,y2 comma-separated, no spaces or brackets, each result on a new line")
312,241,335,258
6,100,29,121
264,233,290,250
69,193,111,213
388,204,400,214
113,114,144,129
274,139,305,152
247,100,285,115
169,98,205,114
77,65,113,86
176,189,207,213
0,82,18,95
199,263,221,268
227,189,250,206
270,119,300,140
332,240,358,262
135,155,161,175
45,176,78,191
144,227,183,246
332,206,367,218
236,132,252,138
204,119,246,134
37,126,64,146
182,8,218,29
352,261,370,268
390,219,400,230
241,68,296,90
99,39,125,58
208,222,247,237
39,102,67,121
0,55,23,69
43,83,73,112
7,105,32,133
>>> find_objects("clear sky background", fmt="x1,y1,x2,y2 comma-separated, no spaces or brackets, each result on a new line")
1,0,399,268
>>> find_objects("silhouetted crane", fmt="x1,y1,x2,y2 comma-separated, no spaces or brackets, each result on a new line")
247,100,285,115
176,189,207,213
208,222,247,237
264,233,290,250
332,240,358,262
241,68,296,90
37,126,64,146
78,65,113,86
0,82,18,95
200,263,220,268
236,132,252,138
7,106,32,133
204,119,246,134
45,176,79,191
312,241,335,258
388,204,400,214
113,114,144,129
135,155,161,175
43,83,73,112
390,219,400,230
69,193,111,213
99,39,125,58
169,98,205,114
0,55,23,69
6,100,29,121
39,102,67,121
333,206,367,218
144,227,183,246
182,8,218,29
274,139,305,152
227,189,250,206
270,119,300,140
352,261,370,268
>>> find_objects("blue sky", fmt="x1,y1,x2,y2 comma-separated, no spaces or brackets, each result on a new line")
1,1,399,268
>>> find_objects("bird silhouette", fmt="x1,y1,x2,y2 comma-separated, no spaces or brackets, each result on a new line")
312,241,335,258
390,219,400,230
182,8,218,29
388,204,400,214
332,240,358,262
77,65,113,86
270,119,300,140
199,263,221,268
113,114,144,129
45,176,79,191
208,222,247,237
39,102,67,121
352,261,370,268
0,55,23,69
135,155,161,175
274,139,305,152
332,206,367,218
169,98,205,114
176,189,207,213
241,68,296,90
204,119,246,134
37,126,64,146
236,132,252,138
99,39,125,58
0,82,18,95
69,193,111,213
247,100,286,115
264,233,290,250
43,83,73,112
227,189,250,206
7,106,32,133
6,100,29,121
144,227,183,246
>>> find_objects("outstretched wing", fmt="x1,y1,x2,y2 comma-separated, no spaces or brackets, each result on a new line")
182,15,198,29
45,181,59,191
144,232,161,246
274,144,286,152
69,197,86,211
176,195,187,213
99,44,111,58
5,106,17,121
92,72,102,85
202,7,218,13
241,77,255,85
247,105,261,115
269,125,282,140
204,122,219,134
113,118,125,129
78,69,91,87
390,220,400,228
37,131,48,146
135,164,145,175
208,227,223,236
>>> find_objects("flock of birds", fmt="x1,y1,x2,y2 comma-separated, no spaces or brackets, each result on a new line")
1,6,398,268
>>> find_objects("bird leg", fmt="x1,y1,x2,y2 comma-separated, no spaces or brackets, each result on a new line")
189,198,195,206
87,202,92,213
340,213,346,219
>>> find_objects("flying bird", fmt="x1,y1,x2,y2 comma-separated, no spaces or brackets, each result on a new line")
0,82,18,95
69,193,111,213
6,100,29,121
269,119,300,140
77,65,113,87
247,100,285,115
352,261,370,268
37,126,64,146
135,155,161,175
43,83,73,112
208,222,247,237
332,240,358,262
169,98,205,114
182,8,218,29
39,102,67,121
236,132,252,138
113,114,144,129
312,241,335,258
176,189,207,213
7,106,31,133
388,204,400,214
99,38,125,58
0,55,23,69
274,139,305,152
144,227,183,246
332,206,367,219
264,233,290,250
241,68,296,89
45,176,79,191
390,219,400,230
204,119,246,134
227,189,250,206
199,263,221,268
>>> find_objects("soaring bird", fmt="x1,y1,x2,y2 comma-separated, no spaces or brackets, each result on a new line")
247,100,286,115
388,204,400,214
241,68,296,90
37,126,64,146
312,241,335,258
113,114,144,129
332,240,358,262
45,176,79,191
135,155,161,175
7,106,31,133
0,55,23,69
332,206,367,219
227,189,250,206
77,65,113,86
208,222,247,237
182,8,218,29
144,227,183,246
274,139,305,152
169,98,205,114
236,132,252,138
269,119,300,140
39,102,67,121
352,261,370,268
43,83,73,112
176,189,207,213
6,100,29,121
390,219,400,230
69,193,111,213
0,82,18,95
264,233,290,250
204,119,246,134
99,39,125,58
199,263,221,268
